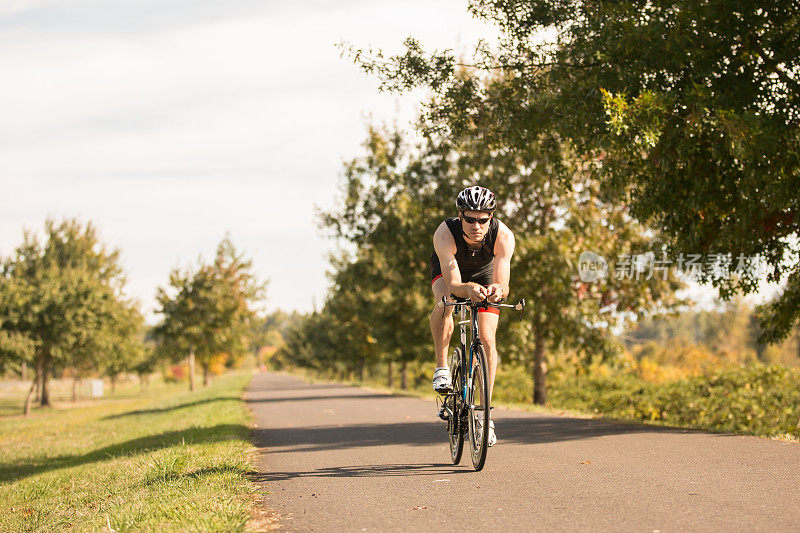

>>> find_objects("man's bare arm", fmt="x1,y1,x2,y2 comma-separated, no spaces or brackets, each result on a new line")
433,223,488,301
487,221,515,302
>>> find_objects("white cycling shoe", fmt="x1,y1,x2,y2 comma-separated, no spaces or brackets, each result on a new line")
476,418,497,447
432,367,451,393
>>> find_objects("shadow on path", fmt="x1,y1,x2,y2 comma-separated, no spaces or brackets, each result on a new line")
250,382,347,393
245,394,393,404
249,463,470,481
251,416,692,456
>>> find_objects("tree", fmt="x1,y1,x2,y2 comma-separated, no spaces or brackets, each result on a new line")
0,329,36,409
318,118,683,403
0,329,34,375
249,310,304,369
0,219,143,413
154,236,265,389
327,252,401,385
346,0,800,343
99,304,146,393
319,126,454,388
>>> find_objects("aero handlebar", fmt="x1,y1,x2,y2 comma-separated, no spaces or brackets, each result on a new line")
438,296,526,319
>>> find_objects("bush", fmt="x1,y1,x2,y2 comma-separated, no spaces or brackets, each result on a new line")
550,364,800,438
163,364,188,383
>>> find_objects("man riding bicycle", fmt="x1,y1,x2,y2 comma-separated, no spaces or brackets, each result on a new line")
429,185,516,447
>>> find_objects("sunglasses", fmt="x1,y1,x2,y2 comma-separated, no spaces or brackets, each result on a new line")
461,214,492,225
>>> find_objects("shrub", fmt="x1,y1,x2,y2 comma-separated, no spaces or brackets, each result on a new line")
549,364,800,438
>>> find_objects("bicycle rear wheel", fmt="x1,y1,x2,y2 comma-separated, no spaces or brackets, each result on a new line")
468,343,490,471
448,348,464,464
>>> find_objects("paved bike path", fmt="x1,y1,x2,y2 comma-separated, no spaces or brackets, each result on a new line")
246,372,800,532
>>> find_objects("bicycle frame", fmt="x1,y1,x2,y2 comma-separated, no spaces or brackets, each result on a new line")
440,297,524,411
452,301,481,405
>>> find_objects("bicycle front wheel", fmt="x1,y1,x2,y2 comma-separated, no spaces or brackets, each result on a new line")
467,343,490,471
448,348,464,465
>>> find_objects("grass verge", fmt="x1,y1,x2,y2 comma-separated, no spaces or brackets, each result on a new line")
0,373,260,532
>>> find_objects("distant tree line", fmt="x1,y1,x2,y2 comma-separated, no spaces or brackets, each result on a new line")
625,298,800,368
0,219,265,415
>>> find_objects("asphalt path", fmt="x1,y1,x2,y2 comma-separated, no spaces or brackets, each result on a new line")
246,372,800,532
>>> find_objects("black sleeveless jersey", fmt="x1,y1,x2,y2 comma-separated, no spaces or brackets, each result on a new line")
430,217,499,285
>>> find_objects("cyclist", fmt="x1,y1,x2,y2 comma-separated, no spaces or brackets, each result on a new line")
429,185,516,447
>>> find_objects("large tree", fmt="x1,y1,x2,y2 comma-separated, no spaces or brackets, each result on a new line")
318,119,683,403
0,219,143,413
154,236,265,389
346,0,800,343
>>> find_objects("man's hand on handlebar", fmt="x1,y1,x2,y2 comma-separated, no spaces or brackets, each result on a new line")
485,283,505,303
467,283,488,302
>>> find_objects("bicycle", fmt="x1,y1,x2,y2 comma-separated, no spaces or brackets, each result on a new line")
436,296,525,471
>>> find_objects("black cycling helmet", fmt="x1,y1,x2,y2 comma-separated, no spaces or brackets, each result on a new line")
456,185,496,212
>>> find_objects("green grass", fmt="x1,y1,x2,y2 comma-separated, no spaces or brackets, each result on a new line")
0,373,260,532
0,378,155,418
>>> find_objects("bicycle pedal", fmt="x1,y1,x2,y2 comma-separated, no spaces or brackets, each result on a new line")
437,406,450,421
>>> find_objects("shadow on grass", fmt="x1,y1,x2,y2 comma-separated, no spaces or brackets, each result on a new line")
102,396,240,420
141,465,255,487
0,423,250,483
185,465,250,479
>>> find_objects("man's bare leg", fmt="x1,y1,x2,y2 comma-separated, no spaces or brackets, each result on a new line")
430,278,454,368
477,311,500,401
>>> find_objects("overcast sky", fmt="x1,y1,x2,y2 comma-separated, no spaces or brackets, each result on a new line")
0,0,781,322
0,0,499,319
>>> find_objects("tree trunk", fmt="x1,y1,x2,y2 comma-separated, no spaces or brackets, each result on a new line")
23,372,39,416
40,352,51,407
72,368,79,402
111,376,117,394
35,358,41,400
188,348,196,391
400,361,408,390
203,365,209,387
532,327,547,405
532,198,551,406
796,328,800,361
387,360,394,389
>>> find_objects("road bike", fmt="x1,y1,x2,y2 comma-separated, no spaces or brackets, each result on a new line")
436,296,524,471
